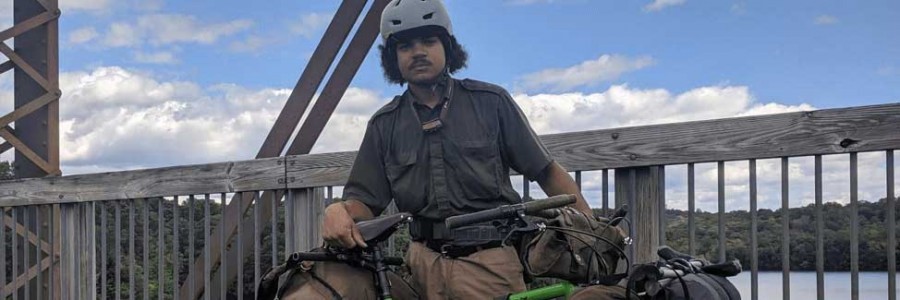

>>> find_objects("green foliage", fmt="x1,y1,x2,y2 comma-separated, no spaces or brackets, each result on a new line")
661,198,900,271
0,161,13,180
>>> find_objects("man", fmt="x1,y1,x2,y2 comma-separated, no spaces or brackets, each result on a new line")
322,0,592,298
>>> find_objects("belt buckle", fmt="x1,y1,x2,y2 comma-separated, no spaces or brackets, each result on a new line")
440,243,451,257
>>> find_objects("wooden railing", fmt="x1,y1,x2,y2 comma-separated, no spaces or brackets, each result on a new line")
1,102,898,299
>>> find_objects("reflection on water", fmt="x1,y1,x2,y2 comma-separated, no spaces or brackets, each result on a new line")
730,271,900,299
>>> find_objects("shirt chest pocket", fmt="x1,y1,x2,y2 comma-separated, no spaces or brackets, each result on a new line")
445,139,502,200
384,151,424,208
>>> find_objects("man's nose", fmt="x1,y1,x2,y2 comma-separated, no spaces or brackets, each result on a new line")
411,42,427,57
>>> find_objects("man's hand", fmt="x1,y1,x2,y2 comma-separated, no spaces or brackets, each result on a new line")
322,202,368,249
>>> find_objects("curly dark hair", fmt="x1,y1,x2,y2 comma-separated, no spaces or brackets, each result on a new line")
378,28,468,85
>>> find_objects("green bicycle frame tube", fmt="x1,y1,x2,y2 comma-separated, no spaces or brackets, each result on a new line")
507,282,577,300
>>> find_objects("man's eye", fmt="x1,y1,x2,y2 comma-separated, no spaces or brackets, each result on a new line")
397,43,410,50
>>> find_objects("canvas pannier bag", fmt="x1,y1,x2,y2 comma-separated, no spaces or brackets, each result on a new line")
256,248,418,300
521,206,628,284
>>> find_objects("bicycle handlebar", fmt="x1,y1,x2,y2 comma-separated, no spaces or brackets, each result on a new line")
445,194,576,229
288,251,404,266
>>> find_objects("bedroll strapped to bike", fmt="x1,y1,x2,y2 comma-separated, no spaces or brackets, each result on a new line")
626,246,742,300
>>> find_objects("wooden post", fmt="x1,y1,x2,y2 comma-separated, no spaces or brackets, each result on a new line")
288,188,324,253
615,166,663,264
59,202,95,299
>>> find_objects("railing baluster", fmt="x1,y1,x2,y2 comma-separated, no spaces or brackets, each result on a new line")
254,191,261,292
21,206,31,299
602,169,609,215
116,200,122,300
688,164,695,255
815,155,824,300
189,195,195,300
887,150,896,300
238,192,244,300
35,206,42,300
628,169,636,260
658,166,666,246
850,153,859,300
575,170,582,191
271,191,278,267
22,206,28,300
1,208,5,299
750,159,758,300
286,190,294,256
130,200,135,300
101,201,107,300
11,207,16,300
204,194,211,300
173,196,180,300
220,193,227,300
157,198,164,300
143,199,149,300
781,157,790,300
718,161,726,262
523,177,530,200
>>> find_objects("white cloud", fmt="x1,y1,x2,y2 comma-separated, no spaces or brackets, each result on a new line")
814,15,838,25
644,0,686,12
512,84,808,135
229,36,270,53
133,51,178,64
289,13,332,38
519,54,654,92
54,66,385,174
102,23,140,47
68,27,99,44
98,14,253,48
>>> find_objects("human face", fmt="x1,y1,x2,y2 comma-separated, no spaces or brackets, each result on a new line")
395,36,446,85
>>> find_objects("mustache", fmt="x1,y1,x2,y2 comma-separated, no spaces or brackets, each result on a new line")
409,59,431,68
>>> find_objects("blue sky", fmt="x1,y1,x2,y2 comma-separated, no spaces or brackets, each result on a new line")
57,0,900,107
2,0,898,210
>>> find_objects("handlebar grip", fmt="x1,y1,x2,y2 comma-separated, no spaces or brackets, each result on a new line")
657,246,695,261
445,205,515,229
701,260,742,277
445,194,577,229
522,194,577,213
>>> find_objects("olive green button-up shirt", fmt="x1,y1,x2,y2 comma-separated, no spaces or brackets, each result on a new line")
342,78,552,221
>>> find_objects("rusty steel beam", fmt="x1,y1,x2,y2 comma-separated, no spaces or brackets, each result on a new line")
178,1,373,298
256,0,369,159
198,1,390,298
10,0,59,179
287,0,390,155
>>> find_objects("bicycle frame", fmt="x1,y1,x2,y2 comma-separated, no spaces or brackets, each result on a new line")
507,281,577,300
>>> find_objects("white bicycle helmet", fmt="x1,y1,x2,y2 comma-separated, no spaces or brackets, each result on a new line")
380,0,453,42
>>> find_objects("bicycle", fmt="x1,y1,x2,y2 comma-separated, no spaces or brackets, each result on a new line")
445,194,632,300
258,194,630,300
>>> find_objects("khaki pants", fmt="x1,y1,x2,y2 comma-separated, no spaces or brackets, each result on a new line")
405,241,527,299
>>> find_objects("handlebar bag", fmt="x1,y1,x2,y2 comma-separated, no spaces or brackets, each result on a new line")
521,207,628,284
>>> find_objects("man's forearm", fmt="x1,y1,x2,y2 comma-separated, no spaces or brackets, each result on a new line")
328,199,375,221
536,162,592,215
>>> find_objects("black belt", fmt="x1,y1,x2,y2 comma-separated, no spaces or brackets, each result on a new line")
410,220,504,243
423,240,504,258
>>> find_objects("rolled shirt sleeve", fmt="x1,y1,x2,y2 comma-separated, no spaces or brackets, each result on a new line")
342,122,392,216
497,92,553,181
